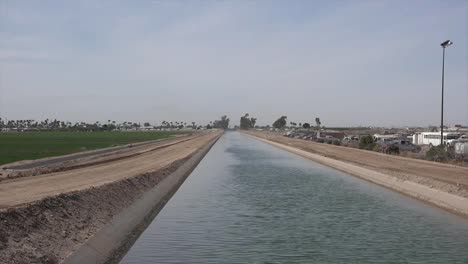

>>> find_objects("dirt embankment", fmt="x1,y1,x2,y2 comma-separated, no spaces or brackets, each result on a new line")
0,131,221,264
0,133,198,182
244,130,468,216
0,132,219,207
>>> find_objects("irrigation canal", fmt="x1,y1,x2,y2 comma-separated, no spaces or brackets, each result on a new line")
120,132,468,263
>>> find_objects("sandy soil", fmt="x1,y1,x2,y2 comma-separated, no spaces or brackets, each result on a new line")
244,131,468,199
0,131,221,263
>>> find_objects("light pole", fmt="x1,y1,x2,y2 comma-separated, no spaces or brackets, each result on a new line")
440,39,453,146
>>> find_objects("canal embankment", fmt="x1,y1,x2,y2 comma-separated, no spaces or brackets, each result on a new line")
0,131,221,264
243,130,468,217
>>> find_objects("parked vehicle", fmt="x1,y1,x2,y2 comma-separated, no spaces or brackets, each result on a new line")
413,132,461,146
447,135,468,146
454,142,468,159
343,136,359,141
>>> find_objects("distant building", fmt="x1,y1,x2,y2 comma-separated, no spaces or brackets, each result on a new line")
447,126,468,133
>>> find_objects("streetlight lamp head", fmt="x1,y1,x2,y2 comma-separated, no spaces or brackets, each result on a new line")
440,40,453,48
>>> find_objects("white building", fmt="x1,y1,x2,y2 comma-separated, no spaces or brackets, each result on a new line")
412,132,461,146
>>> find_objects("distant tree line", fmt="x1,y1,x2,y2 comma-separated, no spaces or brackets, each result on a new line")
212,115,230,129
273,116,288,129
234,114,323,130
1,114,329,132
0,117,229,132
240,113,256,129
270,116,321,130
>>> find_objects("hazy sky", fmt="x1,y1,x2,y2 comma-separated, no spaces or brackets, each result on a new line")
1,0,467,127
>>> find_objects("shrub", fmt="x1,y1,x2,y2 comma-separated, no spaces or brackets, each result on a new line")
387,144,400,155
333,139,341,146
372,144,381,152
343,141,359,149
317,138,325,143
326,140,332,144
359,135,376,150
426,145,450,162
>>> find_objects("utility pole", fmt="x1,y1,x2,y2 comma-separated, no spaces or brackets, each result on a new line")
439,40,453,146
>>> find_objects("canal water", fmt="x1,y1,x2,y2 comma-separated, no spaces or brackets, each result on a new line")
121,132,468,264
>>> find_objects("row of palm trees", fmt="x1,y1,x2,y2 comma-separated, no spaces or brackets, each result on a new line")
288,118,322,129
0,117,210,131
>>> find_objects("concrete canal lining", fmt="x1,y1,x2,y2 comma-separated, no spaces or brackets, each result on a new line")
245,133,468,217
63,134,221,264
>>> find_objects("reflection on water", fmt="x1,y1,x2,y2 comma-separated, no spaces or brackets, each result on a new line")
121,132,468,264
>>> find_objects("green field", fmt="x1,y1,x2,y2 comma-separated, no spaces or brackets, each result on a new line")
0,131,182,165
